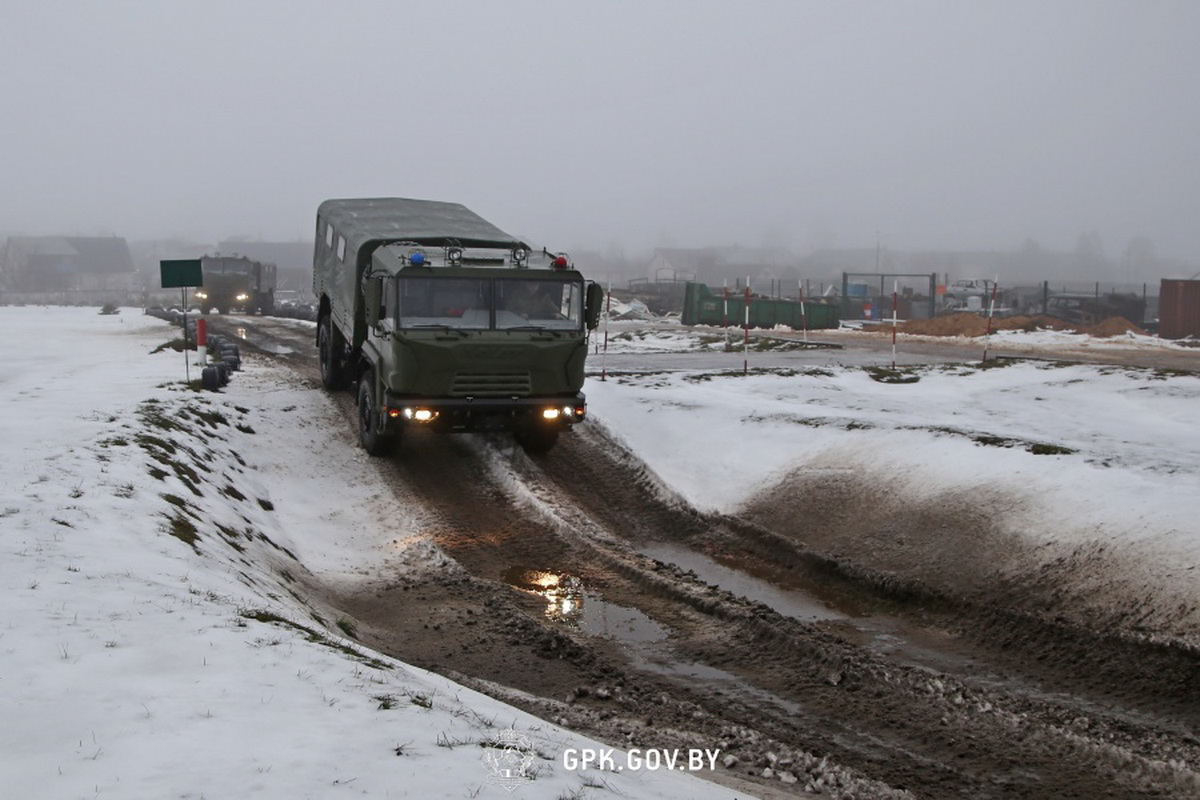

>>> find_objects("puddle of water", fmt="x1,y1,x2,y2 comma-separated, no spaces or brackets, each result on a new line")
503,566,810,717
503,567,668,644
231,326,293,354
577,593,668,643
640,543,845,622
638,543,1001,686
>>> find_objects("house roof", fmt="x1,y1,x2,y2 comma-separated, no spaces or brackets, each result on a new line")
8,236,78,257
6,236,134,273
64,237,135,273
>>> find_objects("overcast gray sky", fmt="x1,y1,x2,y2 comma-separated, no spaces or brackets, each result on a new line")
2,0,1198,261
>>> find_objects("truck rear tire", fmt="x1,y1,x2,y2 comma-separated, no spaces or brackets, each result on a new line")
358,371,395,456
318,314,350,390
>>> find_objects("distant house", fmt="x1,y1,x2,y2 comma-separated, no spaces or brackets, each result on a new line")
645,246,797,288
2,236,135,293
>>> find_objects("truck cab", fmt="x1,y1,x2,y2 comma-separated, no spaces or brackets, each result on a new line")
312,198,603,455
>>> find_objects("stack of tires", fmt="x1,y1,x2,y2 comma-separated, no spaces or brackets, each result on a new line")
201,335,242,391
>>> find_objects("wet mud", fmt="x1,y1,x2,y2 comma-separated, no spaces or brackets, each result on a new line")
217,316,1200,799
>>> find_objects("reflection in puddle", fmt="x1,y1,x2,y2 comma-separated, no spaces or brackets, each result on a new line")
504,569,584,623
504,566,805,717
216,325,294,354
503,568,667,644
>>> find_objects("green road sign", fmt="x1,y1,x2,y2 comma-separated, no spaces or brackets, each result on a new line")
160,259,203,288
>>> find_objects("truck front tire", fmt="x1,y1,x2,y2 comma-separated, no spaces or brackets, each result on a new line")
358,371,395,456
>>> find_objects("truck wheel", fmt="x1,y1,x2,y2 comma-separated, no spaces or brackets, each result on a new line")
357,371,394,456
318,315,350,390
516,425,559,455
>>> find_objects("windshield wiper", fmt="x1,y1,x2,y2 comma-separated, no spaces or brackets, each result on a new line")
501,325,574,340
503,324,576,332
405,323,470,336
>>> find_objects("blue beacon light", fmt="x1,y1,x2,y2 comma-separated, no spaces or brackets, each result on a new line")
409,252,426,266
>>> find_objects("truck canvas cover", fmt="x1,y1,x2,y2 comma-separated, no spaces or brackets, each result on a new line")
317,197,530,255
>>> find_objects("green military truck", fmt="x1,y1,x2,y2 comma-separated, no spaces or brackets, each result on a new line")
195,255,276,315
312,197,603,455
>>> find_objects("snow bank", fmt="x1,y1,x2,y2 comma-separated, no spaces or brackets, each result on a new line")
587,358,1200,646
0,307,742,800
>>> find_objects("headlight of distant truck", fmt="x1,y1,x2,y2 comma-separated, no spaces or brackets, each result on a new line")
236,293,250,302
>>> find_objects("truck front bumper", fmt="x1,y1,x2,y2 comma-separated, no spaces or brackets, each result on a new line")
382,393,587,432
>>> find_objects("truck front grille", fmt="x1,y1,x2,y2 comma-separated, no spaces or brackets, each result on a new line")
451,372,532,397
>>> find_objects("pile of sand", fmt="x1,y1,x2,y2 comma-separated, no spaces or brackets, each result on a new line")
1078,317,1147,338
865,313,1147,339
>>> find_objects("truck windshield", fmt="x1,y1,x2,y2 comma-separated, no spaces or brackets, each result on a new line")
399,277,492,329
398,276,583,331
495,278,582,330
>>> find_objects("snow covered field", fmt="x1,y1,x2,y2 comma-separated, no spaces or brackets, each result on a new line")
3,305,1198,798
0,307,743,800
589,322,1200,647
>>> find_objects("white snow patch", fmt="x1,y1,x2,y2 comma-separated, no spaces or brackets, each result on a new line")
0,307,745,800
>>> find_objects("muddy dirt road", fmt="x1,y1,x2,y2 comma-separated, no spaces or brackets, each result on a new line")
212,316,1199,799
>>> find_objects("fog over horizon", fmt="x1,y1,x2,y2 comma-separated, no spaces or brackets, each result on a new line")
3,1,1199,270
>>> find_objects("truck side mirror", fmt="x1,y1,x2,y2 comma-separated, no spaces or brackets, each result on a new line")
364,276,383,327
585,282,605,330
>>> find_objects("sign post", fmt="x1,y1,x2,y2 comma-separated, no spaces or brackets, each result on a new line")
160,259,204,383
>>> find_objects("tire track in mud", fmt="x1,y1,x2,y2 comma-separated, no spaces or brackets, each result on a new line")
217,316,1200,799
506,424,1200,798
739,469,1200,729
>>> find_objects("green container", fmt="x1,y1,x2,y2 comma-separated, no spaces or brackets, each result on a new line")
681,282,838,330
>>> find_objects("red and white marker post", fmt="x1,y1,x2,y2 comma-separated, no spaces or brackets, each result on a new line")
743,278,751,375
600,282,611,381
722,282,730,350
196,317,208,366
798,280,809,345
890,281,899,369
982,276,1000,362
